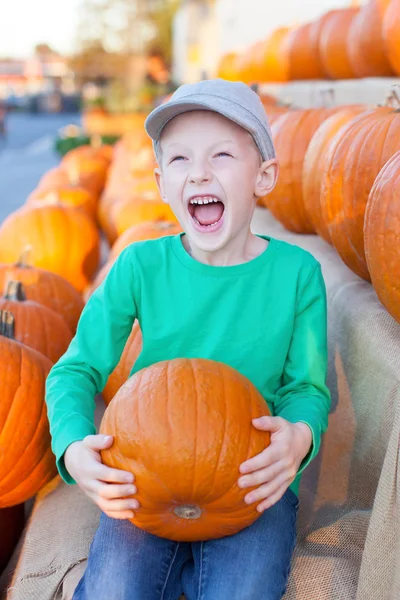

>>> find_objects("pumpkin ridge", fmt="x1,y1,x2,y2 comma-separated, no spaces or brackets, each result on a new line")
342,118,379,262
348,115,392,264
1,400,50,501
325,114,371,271
200,361,227,505
0,346,36,485
0,344,24,469
189,359,198,500
132,367,176,498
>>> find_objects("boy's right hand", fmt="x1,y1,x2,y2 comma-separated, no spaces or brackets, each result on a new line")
64,434,139,520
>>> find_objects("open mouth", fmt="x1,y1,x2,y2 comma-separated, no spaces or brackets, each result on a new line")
188,196,225,231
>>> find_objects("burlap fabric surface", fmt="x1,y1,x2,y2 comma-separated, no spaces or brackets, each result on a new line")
2,208,399,600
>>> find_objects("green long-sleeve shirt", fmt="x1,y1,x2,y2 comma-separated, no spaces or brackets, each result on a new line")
45,233,331,496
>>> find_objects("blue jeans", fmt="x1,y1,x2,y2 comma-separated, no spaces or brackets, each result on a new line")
73,488,298,600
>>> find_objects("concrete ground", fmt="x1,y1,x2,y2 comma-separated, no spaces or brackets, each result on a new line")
0,112,81,224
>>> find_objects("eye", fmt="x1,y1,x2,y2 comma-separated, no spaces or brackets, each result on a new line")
215,152,232,158
170,155,186,163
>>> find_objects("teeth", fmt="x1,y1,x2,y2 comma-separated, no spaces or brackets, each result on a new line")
189,196,219,205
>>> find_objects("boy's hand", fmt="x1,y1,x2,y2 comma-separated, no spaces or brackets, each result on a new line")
238,417,312,513
64,434,139,520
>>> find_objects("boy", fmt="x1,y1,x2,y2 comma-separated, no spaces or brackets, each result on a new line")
45,79,331,600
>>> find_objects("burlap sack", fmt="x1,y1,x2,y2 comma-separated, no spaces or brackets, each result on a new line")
3,208,400,600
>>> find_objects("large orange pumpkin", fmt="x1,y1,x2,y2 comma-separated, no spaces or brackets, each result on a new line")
0,204,100,292
100,358,271,541
382,0,400,75
321,106,400,280
61,155,109,196
0,280,73,362
284,21,325,80
347,0,393,77
302,106,367,242
61,140,114,165
37,166,103,199
26,185,98,221
318,8,360,79
217,53,240,81
0,249,84,333
266,108,339,233
256,28,291,83
0,310,57,508
112,196,178,238
364,150,400,323
110,221,182,261
102,321,142,405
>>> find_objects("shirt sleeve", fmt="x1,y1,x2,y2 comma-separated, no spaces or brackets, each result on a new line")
274,262,331,475
45,247,137,484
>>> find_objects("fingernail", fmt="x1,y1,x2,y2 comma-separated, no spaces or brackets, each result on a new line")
130,501,139,509
127,486,137,495
238,477,247,487
125,475,134,483
245,494,254,504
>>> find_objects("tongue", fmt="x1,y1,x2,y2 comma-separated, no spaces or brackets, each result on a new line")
193,202,224,226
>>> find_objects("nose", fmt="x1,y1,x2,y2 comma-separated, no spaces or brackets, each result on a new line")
188,158,212,185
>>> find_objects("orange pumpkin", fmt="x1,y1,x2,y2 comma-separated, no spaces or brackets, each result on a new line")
256,28,291,83
112,196,178,238
0,204,100,292
0,280,72,362
302,106,367,242
347,0,393,77
110,221,182,261
0,249,84,333
102,321,142,405
266,108,339,233
100,358,271,541
26,185,98,221
382,0,400,75
37,166,101,199
61,156,108,196
62,139,114,165
0,310,57,508
364,150,400,323
284,21,325,80
318,8,360,79
321,106,400,280
217,53,240,81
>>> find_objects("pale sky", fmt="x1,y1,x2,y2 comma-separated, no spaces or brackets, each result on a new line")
0,0,83,58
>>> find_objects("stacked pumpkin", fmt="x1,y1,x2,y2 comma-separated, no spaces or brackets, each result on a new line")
0,138,115,293
260,91,400,326
0,257,86,568
0,137,115,569
220,0,400,83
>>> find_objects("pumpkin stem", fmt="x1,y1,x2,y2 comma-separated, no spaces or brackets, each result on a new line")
0,310,15,339
173,505,202,520
317,87,335,108
385,88,400,109
16,245,32,268
4,280,26,301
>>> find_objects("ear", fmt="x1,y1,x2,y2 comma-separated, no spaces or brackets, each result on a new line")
154,167,169,204
254,159,279,199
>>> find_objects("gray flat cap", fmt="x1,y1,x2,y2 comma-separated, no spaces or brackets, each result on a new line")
144,78,276,162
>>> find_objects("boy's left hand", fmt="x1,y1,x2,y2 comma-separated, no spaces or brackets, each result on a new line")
238,416,312,513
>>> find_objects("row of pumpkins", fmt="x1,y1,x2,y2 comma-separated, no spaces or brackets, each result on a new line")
0,124,183,567
218,0,400,83
257,91,400,326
